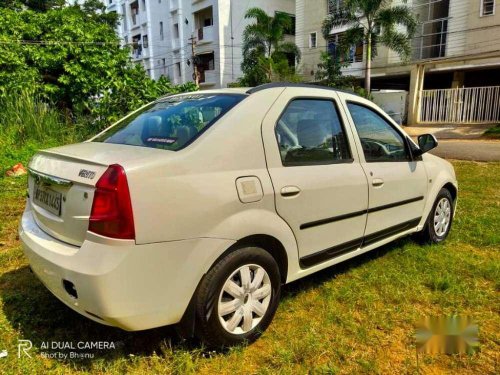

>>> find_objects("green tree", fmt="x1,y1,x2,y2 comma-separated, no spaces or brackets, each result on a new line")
0,1,196,130
322,0,417,92
241,7,301,85
1,0,65,12
315,51,356,88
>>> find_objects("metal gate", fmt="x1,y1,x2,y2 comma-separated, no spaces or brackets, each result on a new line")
419,86,500,124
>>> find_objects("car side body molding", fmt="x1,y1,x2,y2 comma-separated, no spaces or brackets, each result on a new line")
300,196,424,230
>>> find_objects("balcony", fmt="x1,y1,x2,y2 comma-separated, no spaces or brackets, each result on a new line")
132,45,143,60
169,0,179,12
197,25,214,44
130,11,141,30
199,69,216,86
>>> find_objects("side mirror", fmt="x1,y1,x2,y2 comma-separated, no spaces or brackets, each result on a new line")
416,134,438,155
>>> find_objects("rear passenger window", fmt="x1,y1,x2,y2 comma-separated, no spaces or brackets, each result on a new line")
275,99,351,166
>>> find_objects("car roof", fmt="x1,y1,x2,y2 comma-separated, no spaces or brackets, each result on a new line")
194,83,361,97
247,82,359,96
161,83,361,100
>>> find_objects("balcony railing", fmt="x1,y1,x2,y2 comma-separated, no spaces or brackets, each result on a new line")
197,25,214,44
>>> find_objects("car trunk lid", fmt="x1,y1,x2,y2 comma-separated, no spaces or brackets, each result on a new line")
28,142,168,246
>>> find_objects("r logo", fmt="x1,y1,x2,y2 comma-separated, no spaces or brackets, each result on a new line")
18,340,32,358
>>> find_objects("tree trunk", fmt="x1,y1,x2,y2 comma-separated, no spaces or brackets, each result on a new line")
268,42,273,81
365,33,372,93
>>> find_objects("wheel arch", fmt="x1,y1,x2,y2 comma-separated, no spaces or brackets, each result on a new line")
442,181,458,203
178,233,290,338
226,234,288,284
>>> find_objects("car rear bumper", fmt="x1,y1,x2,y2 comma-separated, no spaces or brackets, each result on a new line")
19,202,234,331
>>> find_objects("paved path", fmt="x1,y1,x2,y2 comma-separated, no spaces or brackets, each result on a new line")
402,125,499,161
403,125,492,139
430,140,500,162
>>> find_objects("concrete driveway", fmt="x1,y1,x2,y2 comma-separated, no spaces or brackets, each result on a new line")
403,125,500,161
402,125,493,140
430,140,500,162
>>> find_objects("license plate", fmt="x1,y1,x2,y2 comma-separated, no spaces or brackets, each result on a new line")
33,184,62,216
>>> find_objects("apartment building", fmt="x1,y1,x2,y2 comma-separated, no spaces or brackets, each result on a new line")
296,0,500,124
104,0,295,88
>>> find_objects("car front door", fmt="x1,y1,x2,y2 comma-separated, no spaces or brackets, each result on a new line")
261,88,369,268
343,100,428,243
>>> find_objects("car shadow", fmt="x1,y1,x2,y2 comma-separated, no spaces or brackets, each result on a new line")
0,237,411,368
0,265,190,368
281,237,412,297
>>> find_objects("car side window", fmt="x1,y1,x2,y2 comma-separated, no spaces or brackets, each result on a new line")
347,103,408,162
275,99,351,166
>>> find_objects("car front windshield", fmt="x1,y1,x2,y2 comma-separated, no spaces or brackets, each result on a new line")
93,93,246,151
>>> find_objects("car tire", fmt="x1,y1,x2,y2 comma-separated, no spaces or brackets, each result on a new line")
418,188,454,244
193,246,281,348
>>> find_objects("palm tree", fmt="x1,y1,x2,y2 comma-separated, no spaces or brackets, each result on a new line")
322,0,417,93
242,7,301,85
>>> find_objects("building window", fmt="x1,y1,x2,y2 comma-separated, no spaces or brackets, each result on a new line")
131,1,139,26
160,21,164,40
328,0,344,14
173,23,180,39
309,32,317,48
176,62,181,77
481,0,495,16
132,35,142,58
275,11,295,35
328,33,363,63
143,35,148,48
141,0,146,12
411,0,449,59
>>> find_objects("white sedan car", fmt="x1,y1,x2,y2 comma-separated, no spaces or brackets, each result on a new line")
20,84,457,347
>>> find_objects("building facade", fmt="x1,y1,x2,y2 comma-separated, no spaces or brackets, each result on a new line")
104,0,295,88
296,0,500,124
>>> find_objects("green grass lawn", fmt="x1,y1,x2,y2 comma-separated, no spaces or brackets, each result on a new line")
0,161,499,374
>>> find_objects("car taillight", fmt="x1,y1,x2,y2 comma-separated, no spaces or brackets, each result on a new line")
89,164,135,240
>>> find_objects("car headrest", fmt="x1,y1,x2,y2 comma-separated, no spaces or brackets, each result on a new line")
297,119,326,148
141,116,163,142
176,125,192,146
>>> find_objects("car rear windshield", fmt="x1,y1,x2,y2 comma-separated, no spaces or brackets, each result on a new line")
93,93,246,151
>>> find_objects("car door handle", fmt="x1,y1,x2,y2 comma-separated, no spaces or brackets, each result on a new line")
372,178,384,187
280,186,301,197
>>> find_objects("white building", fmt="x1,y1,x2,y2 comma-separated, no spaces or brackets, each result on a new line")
296,0,500,124
104,0,295,88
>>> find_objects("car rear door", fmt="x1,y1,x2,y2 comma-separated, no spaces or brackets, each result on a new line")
261,87,369,268
341,99,428,243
